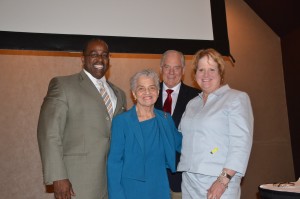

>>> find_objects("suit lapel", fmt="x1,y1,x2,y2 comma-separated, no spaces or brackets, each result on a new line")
79,71,101,101
78,72,125,117
129,106,144,152
107,81,125,116
173,83,186,118
155,83,163,109
78,71,109,114
154,109,176,171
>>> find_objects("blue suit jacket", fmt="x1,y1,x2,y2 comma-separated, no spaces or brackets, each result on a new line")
107,106,182,199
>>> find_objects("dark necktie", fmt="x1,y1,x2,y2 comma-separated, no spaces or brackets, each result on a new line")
163,89,174,114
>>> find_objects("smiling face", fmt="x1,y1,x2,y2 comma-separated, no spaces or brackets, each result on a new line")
195,55,221,95
132,76,159,108
81,39,109,79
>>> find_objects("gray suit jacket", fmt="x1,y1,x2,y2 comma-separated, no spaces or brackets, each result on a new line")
37,70,126,199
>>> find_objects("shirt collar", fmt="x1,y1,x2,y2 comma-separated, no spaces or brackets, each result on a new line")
199,84,230,98
162,82,181,93
83,69,107,85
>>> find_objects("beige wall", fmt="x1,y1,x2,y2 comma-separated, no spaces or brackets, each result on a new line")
0,0,294,198
226,1,294,198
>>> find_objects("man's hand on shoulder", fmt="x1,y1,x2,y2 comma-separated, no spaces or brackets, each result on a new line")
53,179,75,199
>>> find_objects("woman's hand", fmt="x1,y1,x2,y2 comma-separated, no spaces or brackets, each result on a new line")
207,177,228,199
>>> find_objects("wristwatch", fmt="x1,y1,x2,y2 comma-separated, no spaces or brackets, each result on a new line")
220,171,232,180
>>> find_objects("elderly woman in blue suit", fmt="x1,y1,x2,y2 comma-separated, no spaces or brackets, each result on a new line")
107,69,182,199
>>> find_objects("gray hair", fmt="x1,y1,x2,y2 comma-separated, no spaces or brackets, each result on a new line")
130,69,160,91
160,50,185,67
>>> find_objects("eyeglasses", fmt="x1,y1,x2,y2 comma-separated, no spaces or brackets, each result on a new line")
84,53,109,59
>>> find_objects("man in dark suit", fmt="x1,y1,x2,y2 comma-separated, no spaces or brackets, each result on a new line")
37,38,127,199
155,50,200,197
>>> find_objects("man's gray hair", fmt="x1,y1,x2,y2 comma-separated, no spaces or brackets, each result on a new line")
160,50,185,67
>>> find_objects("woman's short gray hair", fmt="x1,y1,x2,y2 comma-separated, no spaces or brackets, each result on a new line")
130,69,160,91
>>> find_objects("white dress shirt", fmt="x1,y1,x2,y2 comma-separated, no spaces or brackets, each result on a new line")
162,82,181,115
84,69,117,112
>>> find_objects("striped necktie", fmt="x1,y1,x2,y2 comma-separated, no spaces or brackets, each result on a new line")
98,81,113,119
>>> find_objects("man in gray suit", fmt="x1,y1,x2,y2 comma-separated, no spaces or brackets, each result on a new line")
37,38,126,199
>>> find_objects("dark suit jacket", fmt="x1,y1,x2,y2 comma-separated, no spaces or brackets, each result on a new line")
154,82,200,192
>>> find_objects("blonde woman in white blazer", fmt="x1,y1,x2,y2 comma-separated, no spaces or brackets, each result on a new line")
178,49,253,199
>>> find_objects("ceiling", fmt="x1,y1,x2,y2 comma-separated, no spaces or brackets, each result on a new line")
244,0,300,38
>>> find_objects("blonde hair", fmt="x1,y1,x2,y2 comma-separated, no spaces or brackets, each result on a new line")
192,48,226,84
